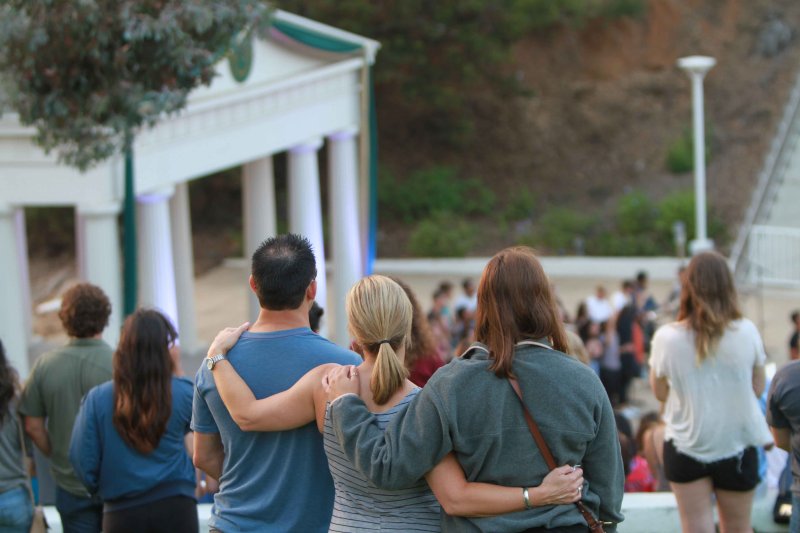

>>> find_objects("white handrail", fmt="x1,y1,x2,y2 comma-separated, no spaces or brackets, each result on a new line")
747,225,800,286
730,67,800,277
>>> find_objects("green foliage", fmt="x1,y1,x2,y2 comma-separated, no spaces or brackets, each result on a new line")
601,0,647,18
665,127,713,174
615,190,657,235
587,233,662,256
525,207,596,253
407,211,473,257
654,190,695,240
0,1,269,169
520,189,724,256
503,189,537,221
378,166,495,222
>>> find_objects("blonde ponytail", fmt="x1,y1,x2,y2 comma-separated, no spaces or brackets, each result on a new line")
346,275,412,405
371,341,409,405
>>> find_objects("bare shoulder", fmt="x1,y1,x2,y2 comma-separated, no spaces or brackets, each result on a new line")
303,362,343,382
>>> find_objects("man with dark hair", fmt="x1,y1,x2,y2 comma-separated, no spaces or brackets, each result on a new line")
19,283,113,532
192,233,360,532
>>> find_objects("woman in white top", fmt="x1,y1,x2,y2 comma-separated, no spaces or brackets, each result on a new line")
207,275,583,532
650,251,773,533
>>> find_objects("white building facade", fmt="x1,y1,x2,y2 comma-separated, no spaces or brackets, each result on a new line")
0,12,379,374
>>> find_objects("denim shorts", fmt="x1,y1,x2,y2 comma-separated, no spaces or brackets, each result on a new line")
0,486,34,532
663,439,759,491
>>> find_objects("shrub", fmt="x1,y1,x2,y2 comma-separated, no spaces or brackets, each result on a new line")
616,190,657,235
528,207,596,253
503,189,537,222
665,127,713,174
378,166,496,222
587,233,662,256
407,211,473,257
655,190,694,245
601,0,647,18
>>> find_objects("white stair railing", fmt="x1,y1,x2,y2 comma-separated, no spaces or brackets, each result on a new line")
747,225,800,286
731,67,800,279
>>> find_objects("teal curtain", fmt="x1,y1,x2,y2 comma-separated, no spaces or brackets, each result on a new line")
272,20,378,274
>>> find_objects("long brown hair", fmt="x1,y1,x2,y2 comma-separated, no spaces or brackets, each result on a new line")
476,246,568,377
678,251,742,362
391,277,438,370
347,276,412,405
113,309,176,454
0,340,18,424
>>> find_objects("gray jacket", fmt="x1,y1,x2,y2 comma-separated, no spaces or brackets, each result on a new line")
330,341,625,532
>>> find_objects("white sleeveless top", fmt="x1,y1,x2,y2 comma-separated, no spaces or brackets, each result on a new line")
323,388,441,532
650,318,773,462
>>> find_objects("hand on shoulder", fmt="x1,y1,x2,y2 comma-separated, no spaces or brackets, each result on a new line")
207,322,250,359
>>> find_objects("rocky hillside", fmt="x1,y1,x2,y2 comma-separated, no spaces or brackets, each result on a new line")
374,0,800,256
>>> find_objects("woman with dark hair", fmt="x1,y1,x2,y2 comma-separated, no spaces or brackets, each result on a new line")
70,309,197,533
650,251,772,532
326,246,625,531
391,277,446,387
0,340,34,532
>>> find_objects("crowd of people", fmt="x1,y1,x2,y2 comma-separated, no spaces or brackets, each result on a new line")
1,232,800,532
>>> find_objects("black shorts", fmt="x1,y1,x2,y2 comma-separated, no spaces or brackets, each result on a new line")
663,439,760,491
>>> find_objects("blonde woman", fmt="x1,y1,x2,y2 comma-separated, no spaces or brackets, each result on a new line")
649,251,773,533
207,275,583,532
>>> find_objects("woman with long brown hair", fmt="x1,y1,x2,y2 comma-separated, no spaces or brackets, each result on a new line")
649,251,772,533
0,339,34,532
70,309,198,533
325,247,624,531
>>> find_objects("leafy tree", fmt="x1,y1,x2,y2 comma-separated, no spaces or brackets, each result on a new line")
0,0,268,313
0,0,267,169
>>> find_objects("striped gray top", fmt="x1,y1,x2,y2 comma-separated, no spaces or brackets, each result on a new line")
324,388,441,532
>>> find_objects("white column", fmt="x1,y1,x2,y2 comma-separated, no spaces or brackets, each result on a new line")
136,187,179,330
13,209,33,339
328,129,363,345
243,157,277,321
169,182,198,353
678,55,716,255
77,203,123,347
288,138,327,334
0,204,30,376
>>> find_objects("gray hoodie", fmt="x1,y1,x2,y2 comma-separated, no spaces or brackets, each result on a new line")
330,341,625,532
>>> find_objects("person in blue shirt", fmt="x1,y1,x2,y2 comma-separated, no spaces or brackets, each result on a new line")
191,234,361,532
70,309,197,533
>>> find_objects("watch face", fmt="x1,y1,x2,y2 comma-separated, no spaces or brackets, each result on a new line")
206,358,214,371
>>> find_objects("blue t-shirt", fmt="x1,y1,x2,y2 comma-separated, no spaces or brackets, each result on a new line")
70,377,196,510
192,328,360,532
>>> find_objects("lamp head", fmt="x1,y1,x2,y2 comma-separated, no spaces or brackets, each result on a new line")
677,55,716,76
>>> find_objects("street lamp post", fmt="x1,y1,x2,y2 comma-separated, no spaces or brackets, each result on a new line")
677,55,716,255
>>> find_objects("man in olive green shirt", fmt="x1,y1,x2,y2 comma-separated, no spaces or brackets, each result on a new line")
19,283,113,533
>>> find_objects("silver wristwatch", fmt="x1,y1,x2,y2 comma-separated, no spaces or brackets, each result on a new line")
206,353,225,371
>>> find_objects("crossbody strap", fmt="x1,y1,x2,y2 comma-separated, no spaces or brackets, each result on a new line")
508,377,605,532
